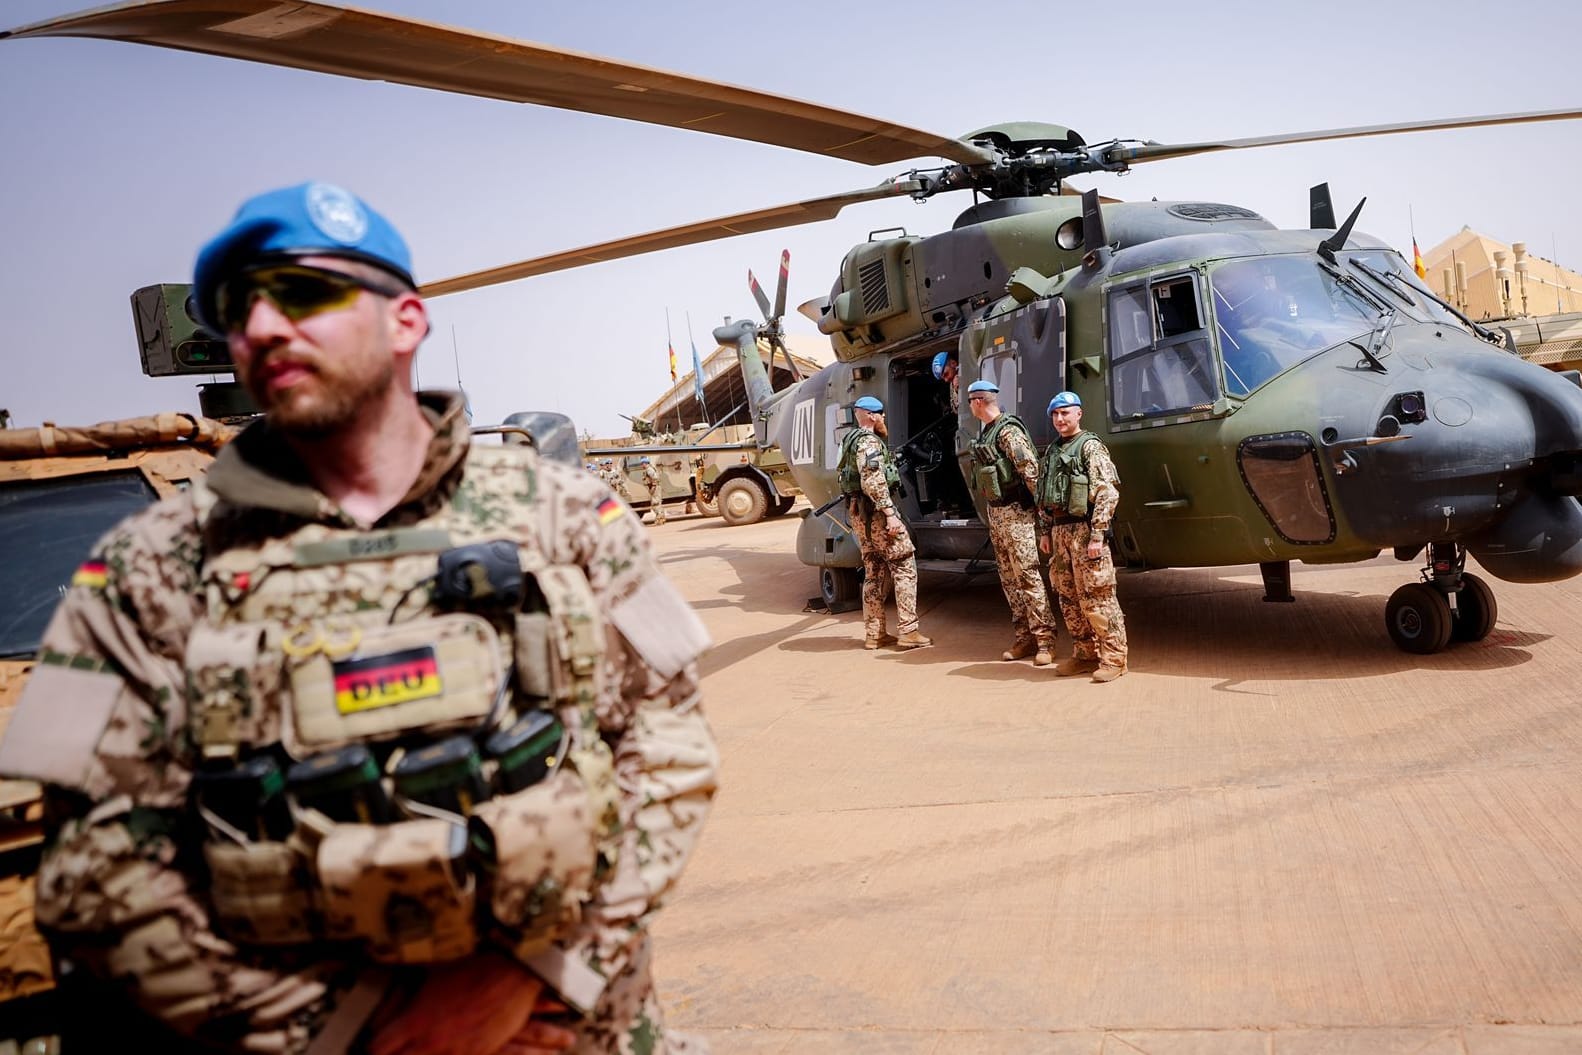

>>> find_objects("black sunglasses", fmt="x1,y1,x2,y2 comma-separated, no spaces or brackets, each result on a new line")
215,263,407,332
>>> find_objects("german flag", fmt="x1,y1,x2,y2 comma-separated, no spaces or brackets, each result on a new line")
332,646,442,714
597,497,623,525
71,560,108,589
1413,237,1427,280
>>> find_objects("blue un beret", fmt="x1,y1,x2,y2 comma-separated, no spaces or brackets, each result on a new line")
853,396,885,413
192,182,415,333
966,380,999,395
1047,390,1082,412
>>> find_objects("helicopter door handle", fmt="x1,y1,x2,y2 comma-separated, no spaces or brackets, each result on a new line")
1143,498,1190,510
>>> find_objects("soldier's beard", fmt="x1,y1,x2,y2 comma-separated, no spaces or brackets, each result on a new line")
250,355,397,437
871,418,889,439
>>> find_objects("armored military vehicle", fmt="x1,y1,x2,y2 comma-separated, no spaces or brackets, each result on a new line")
0,411,232,1041
582,420,800,525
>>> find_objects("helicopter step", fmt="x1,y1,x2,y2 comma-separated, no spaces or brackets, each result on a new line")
1385,542,1498,654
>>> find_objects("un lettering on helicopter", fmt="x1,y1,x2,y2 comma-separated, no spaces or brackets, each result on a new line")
13,1,1582,654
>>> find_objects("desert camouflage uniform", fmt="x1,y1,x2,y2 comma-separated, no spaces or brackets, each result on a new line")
978,416,1055,653
0,394,718,1054
601,465,631,501
643,464,666,525
1038,433,1128,670
846,430,919,638
947,375,960,414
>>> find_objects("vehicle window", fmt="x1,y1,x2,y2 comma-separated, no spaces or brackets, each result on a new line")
1108,274,1219,421
1237,433,1334,543
1211,256,1375,397
0,470,160,657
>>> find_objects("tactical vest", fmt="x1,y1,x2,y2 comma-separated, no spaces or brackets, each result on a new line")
969,414,1031,505
836,427,899,498
182,443,620,966
1038,430,1099,518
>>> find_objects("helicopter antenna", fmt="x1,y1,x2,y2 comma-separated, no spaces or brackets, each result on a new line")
1319,197,1366,264
451,325,472,421
1309,183,1336,229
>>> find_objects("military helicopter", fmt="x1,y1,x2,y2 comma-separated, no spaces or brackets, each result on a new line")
10,1,1582,654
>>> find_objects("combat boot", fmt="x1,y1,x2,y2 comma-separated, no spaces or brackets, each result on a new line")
1053,657,1100,677
864,632,898,651
894,630,933,650
1001,640,1037,661
1091,665,1126,683
1033,646,1054,667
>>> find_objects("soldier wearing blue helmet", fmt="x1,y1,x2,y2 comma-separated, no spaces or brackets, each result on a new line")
1036,390,1129,682
2,182,719,1053
641,456,667,525
931,351,960,412
965,380,1057,665
836,396,931,650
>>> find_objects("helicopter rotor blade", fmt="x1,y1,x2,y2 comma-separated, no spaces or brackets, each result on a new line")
421,180,925,297
1109,107,1582,166
773,250,790,325
748,270,774,324
3,0,993,168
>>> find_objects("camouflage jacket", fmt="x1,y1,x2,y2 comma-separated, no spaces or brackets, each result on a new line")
0,393,718,1051
986,413,1040,503
1036,433,1121,534
852,431,899,514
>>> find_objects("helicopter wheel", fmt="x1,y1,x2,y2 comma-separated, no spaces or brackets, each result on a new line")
820,566,861,613
1385,582,1453,654
1449,573,1497,643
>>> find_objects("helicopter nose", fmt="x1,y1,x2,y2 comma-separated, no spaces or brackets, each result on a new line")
1323,330,1582,583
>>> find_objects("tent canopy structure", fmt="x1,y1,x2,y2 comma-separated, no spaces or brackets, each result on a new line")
640,341,823,431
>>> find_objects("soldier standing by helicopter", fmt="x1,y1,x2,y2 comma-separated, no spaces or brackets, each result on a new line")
965,381,1057,666
931,351,960,413
600,458,631,501
641,457,667,525
837,396,931,652
1037,391,1128,683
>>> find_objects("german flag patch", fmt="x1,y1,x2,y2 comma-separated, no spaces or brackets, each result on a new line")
597,497,623,525
71,561,108,589
331,646,442,715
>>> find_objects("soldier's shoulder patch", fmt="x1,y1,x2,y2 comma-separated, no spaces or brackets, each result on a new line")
596,496,623,524
71,560,109,590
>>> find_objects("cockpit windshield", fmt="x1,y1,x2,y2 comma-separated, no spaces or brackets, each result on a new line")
1210,256,1378,397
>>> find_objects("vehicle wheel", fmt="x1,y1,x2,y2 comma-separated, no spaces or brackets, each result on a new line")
1450,573,1497,642
1385,581,1453,654
694,487,719,518
767,495,797,517
718,478,769,526
820,566,861,612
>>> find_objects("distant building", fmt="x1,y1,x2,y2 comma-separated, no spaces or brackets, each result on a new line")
1419,228,1582,321
640,337,825,430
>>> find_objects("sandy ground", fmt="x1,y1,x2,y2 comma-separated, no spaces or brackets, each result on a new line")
642,505,1582,1054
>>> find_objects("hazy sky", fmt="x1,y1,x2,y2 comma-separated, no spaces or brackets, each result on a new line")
4,0,1581,437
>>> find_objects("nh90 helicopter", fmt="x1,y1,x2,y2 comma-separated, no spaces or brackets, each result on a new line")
10,1,1582,654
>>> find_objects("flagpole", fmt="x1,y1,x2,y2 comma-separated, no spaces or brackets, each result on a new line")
665,308,680,433
687,311,709,426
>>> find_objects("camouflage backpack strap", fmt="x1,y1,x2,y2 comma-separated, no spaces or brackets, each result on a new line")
836,427,870,495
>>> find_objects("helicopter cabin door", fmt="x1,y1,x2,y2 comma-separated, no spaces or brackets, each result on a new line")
962,296,1067,450
1105,272,1220,428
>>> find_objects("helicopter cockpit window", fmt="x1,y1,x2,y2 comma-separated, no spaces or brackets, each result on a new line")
1346,251,1461,326
1107,274,1219,423
1211,256,1376,397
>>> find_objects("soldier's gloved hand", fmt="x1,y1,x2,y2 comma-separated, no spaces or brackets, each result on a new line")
366,950,575,1055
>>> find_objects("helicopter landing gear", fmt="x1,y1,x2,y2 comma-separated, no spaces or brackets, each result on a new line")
1384,542,1498,654
1259,561,1295,603
820,566,861,613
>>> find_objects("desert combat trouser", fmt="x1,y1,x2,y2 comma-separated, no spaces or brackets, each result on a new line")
849,498,919,636
1049,521,1127,669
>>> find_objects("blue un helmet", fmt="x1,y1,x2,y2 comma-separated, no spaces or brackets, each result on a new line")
853,396,885,413
1047,390,1082,413
192,181,415,334
931,351,952,380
